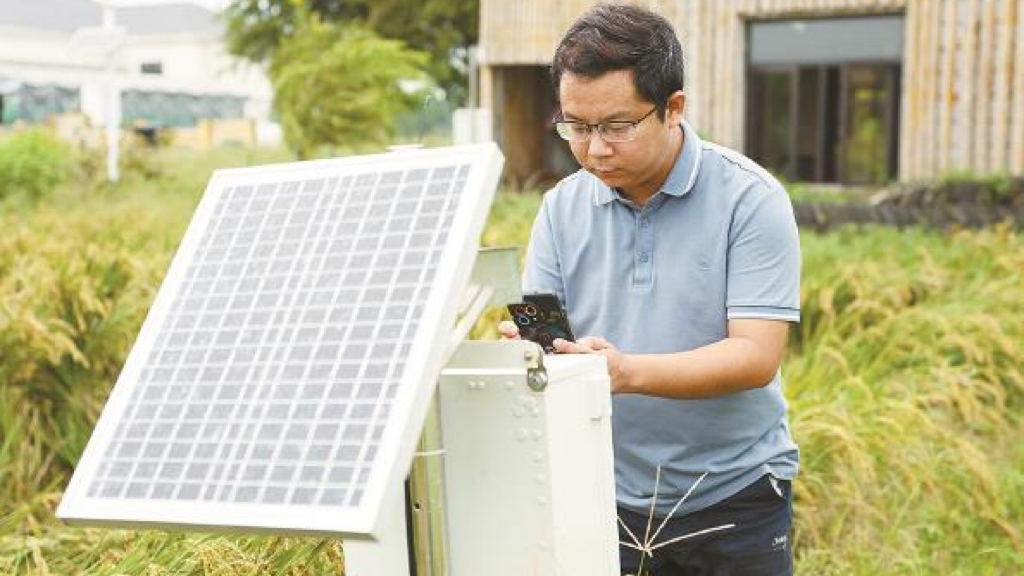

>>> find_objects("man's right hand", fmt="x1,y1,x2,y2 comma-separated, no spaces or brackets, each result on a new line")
498,320,521,340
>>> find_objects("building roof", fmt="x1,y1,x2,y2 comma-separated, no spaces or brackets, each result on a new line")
0,0,220,37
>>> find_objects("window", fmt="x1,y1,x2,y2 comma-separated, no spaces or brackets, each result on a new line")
745,15,903,184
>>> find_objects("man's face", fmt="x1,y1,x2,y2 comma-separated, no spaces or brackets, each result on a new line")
558,69,683,197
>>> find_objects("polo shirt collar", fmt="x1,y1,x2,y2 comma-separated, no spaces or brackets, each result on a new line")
593,120,703,206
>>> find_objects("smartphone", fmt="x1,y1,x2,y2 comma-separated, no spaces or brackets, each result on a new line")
506,293,576,353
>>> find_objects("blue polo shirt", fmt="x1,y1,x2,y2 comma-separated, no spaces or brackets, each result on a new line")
522,121,801,516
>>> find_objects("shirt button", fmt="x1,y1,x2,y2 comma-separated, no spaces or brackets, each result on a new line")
640,218,649,228
638,253,649,263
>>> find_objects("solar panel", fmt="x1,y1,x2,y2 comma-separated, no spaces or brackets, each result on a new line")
57,144,504,538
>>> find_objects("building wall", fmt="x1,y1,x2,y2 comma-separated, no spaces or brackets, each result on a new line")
0,27,106,86
117,35,271,119
480,0,1024,180
0,26,272,127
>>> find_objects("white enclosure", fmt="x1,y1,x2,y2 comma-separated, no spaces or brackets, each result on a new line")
439,341,620,576
345,341,620,576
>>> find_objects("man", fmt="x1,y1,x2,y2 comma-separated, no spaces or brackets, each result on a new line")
498,3,801,575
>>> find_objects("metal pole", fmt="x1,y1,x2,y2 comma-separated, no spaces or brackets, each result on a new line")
468,46,479,142
468,46,479,109
407,394,451,576
102,5,120,183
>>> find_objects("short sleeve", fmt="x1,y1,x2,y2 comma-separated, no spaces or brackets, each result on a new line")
725,186,801,322
521,195,565,302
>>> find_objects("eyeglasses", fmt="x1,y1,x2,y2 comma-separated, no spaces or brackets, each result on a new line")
553,106,659,143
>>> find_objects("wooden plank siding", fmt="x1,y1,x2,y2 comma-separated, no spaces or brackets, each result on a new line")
1013,0,1024,173
479,0,1024,181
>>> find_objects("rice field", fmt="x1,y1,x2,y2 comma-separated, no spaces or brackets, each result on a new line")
0,147,1020,575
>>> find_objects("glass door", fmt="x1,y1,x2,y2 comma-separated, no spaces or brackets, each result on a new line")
839,65,900,184
747,69,795,179
746,63,899,184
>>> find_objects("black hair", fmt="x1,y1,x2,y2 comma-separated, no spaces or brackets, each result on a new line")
551,2,684,119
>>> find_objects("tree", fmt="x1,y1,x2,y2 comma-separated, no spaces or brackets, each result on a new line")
224,0,477,100
269,15,430,158
224,0,365,63
359,0,477,92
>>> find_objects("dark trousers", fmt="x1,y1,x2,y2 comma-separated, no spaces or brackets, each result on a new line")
618,474,793,576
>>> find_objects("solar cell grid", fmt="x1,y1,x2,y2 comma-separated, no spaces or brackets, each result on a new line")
83,162,471,512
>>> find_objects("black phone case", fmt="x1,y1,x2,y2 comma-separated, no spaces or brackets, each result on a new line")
507,294,575,353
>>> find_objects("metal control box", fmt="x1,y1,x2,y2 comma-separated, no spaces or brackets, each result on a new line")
438,341,619,576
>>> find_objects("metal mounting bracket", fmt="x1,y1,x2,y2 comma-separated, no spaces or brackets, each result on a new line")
523,346,548,392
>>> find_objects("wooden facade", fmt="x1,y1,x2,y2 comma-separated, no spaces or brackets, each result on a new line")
479,0,1024,182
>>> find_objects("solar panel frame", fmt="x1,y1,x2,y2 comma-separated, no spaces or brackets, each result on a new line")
57,143,504,538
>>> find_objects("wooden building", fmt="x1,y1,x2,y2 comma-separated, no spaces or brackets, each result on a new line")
478,0,1024,185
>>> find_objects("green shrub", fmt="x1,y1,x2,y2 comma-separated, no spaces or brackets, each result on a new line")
936,169,1019,203
0,130,75,201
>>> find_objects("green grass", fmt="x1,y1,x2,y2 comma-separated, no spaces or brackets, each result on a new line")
783,180,880,204
1,147,1021,575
